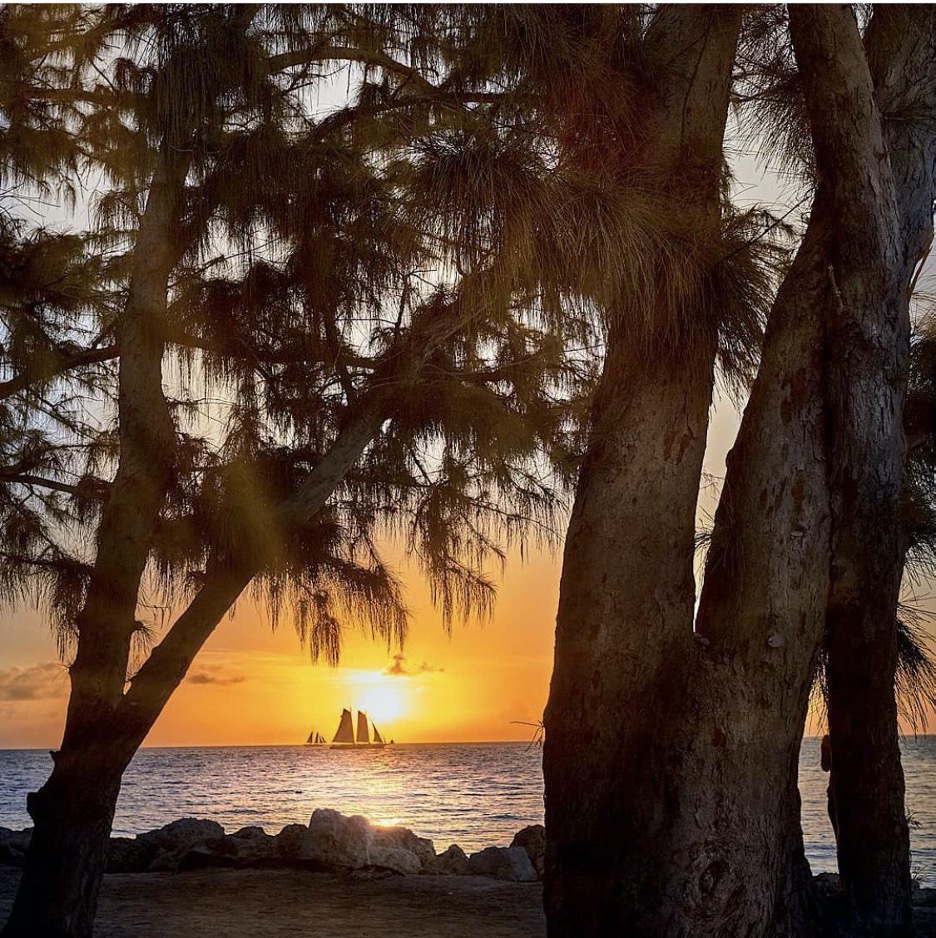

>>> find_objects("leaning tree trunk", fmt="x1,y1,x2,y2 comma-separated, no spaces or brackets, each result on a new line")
2,224,484,938
1,146,187,938
819,8,936,935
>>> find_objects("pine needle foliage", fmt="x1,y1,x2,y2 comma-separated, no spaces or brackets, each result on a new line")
1,4,596,672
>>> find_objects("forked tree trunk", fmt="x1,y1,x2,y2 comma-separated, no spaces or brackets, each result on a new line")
819,8,936,935
546,5,916,937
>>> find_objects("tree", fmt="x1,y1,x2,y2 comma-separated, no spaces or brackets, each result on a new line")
545,5,936,935
1,7,590,937
817,7,936,934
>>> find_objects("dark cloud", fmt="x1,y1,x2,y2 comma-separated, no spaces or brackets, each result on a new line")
186,666,246,686
0,662,69,701
384,655,444,677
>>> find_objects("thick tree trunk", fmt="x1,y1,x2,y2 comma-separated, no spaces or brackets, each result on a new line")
820,8,936,935
543,7,751,936
544,334,716,936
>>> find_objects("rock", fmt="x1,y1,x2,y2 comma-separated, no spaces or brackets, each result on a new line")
510,825,545,879
812,872,841,899
137,818,225,854
435,844,470,875
0,829,31,868
0,828,31,868
369,845,422,874
300,809,431,874
173,829,275,871
137,818,226,872
0,828,32,850
106,837,153,873
0,845,24,867
468,845,537,882
373,826,436,871
229,827,275,861
275,824,307,859
177,845,240,871
915,888,936,908
301,809,375,870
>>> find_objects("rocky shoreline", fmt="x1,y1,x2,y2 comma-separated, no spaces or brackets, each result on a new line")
5,814,936,935
0,810,545,882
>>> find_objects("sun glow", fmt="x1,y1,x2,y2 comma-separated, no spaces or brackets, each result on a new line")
343,671,412,726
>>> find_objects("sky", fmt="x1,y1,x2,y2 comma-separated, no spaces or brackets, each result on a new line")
2,134,935,748
1,401,745,748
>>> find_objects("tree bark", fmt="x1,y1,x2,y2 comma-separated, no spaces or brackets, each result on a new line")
814,6,936,935
543,7,750,936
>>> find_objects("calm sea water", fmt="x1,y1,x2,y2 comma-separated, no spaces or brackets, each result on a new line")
2,738,936,882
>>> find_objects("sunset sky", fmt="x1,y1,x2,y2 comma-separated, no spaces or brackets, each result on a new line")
0,397,833,749
3,151,934,750
3,384,935,748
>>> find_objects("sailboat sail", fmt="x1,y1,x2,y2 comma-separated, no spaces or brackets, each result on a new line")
373,725,384,744
356,711,370,744
306,731,315,744
333,708,355,744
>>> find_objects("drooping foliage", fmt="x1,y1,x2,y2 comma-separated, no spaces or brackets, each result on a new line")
0,4,595,668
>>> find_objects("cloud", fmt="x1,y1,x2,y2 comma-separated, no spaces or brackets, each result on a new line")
0,662,69,701
384,654,444,677
186,665,246,686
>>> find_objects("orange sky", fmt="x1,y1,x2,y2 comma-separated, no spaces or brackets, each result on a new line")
0,543,559,748
2,366,935,748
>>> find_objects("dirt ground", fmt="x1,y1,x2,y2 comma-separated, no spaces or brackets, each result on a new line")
0,868,546,938
5,868,936,937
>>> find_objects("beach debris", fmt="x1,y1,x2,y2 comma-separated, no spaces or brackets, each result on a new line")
468,845,538,882
510,824,546,879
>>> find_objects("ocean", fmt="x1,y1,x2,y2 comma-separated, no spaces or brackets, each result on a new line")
2,737,936,883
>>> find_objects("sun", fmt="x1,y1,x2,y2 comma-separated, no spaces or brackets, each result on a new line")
346,672,411,725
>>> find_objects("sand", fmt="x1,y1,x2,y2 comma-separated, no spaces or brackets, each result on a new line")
0,868,546,938
5,868,936,936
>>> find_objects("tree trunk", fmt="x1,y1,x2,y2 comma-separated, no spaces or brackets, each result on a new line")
2,146,188,938
815,6,936,934
543,7,751,935
2,241,483,938
0,748,128,938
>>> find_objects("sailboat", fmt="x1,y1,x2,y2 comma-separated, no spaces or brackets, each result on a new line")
327,708,387,749
305,730,327,746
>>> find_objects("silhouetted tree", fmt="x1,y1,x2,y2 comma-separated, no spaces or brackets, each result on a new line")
0,7,592,937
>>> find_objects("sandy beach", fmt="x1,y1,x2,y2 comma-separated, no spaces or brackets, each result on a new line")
6,866,936,936
0,868,546,938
